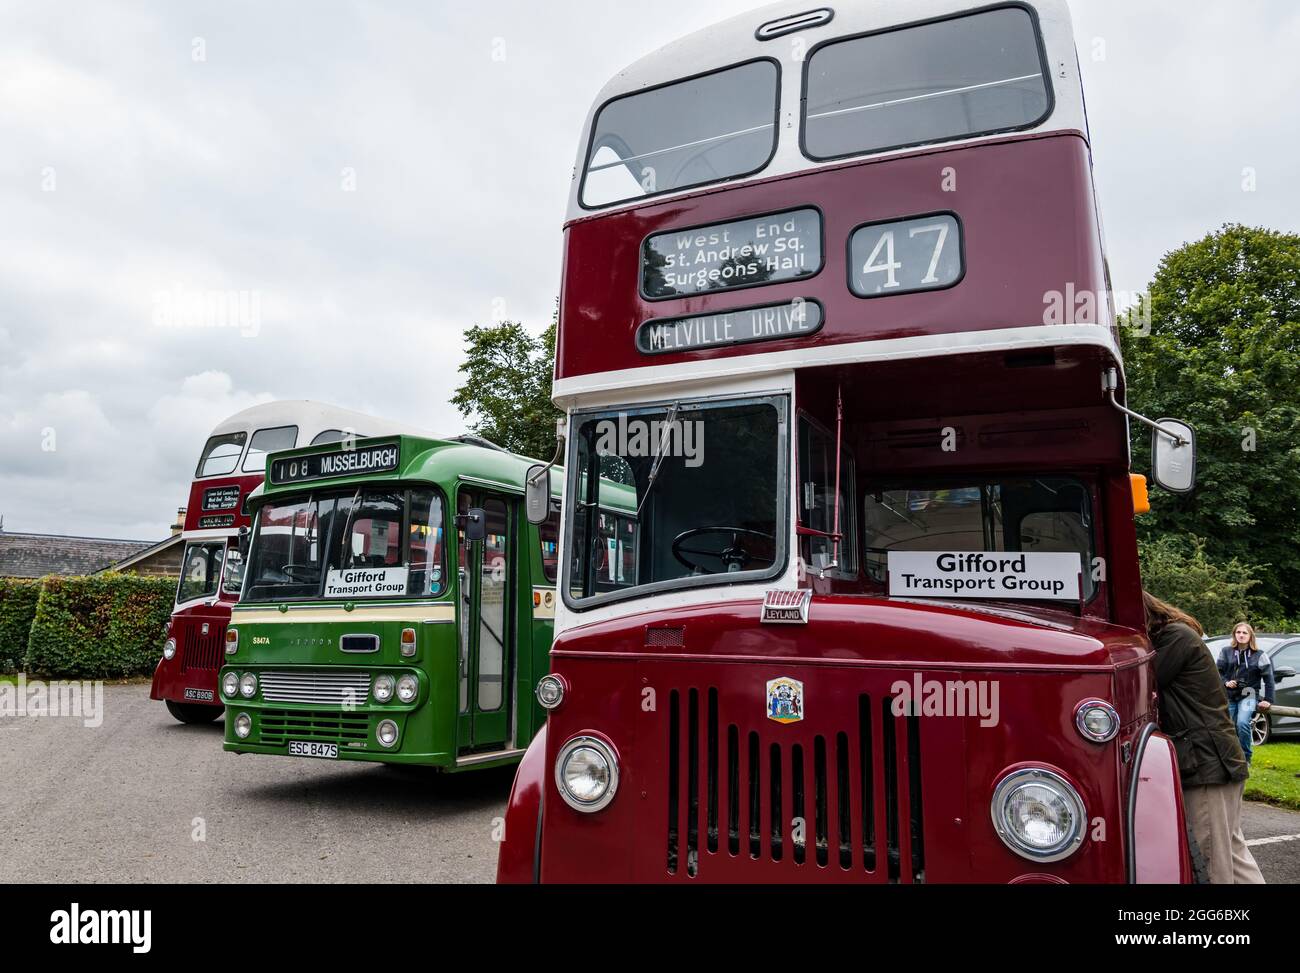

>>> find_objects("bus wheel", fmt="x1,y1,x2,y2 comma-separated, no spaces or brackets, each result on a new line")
165,701,222,724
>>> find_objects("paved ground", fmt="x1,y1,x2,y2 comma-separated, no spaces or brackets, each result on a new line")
0,684,511,882
1,684,1297,883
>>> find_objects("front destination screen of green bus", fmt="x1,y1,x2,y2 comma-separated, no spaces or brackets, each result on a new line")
243,488,446,602
566,396,786,605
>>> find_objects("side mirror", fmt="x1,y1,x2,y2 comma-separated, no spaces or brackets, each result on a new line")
237,525,251,557
1151,419,1196,494
458,507,487,542
525,464,551,525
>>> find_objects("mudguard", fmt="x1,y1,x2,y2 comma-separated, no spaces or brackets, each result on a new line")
496,724,547,884
1127,723,1193,883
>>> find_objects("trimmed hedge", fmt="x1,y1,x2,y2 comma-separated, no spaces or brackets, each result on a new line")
24,573,174,679
0,578,42,671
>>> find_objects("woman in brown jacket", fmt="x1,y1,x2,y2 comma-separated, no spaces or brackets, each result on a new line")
1145,592,1263,883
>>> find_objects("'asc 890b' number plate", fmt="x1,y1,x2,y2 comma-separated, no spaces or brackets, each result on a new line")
288,741,338,759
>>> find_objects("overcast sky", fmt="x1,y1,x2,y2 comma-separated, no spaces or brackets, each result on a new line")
2,0,1297,540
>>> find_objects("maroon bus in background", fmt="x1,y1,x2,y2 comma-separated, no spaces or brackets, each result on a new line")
151,402,435,722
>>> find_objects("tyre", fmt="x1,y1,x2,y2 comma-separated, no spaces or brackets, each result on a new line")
1251,711,1271,748
165,700,222,724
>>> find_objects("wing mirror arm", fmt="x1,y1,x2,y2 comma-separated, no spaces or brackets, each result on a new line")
526,417,566,526
1103,367,1196,493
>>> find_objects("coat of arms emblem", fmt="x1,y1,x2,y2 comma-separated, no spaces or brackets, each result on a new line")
766,677,804,724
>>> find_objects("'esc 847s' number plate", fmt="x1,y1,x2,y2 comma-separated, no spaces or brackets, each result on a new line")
288,741,338,759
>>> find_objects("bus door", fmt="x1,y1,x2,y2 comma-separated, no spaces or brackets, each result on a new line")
456,491,514,751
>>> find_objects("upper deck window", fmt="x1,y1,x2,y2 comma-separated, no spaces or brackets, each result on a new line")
195,432,247,477
802,6,1051,161
242,425,298,473
581,59,780,208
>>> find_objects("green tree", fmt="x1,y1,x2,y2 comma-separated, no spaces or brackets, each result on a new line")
451,319,562,461
1121,224,1300,619
1137,535,1260,636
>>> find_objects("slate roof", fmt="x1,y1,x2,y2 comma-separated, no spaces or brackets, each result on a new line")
0,532,154,579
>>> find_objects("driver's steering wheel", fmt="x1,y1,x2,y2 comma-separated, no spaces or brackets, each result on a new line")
672,527,773,573
280,563,315,581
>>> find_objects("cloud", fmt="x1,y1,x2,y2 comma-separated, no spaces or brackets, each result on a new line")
0,0,1297,539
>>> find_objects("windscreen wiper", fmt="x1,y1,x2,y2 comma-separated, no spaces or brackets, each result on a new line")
636,402,680,517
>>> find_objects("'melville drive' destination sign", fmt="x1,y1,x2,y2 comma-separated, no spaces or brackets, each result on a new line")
641,208,822,299
324,567,409,599
637,299,823,355
887,551,1082,600
269,442,399,486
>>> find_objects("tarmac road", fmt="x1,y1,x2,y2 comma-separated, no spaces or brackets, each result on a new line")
1,684,1297,883
0,683,511,883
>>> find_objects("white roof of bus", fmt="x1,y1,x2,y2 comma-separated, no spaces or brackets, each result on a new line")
207,400,437,441
567,0,1084,221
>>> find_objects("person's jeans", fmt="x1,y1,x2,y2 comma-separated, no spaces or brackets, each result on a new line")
1228,694,1259,763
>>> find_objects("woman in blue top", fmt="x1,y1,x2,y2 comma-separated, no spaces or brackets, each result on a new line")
1217,621,1275,763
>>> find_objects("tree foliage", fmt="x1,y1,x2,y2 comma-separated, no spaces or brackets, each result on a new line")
1121,224,1300,620
0,579,41,671
1137,535,1259,636
450,319,562,461
23,573,174,678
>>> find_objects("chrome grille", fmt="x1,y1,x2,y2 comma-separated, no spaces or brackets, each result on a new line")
259,670,371,706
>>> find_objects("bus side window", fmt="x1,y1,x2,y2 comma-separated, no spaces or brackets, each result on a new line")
407,488,445,596
539,512,559,584
797,415,857,577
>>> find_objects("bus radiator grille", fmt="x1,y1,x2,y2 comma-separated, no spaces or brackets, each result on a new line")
177,618,226,673
259,670,372,707
664,688,924,882
259,708,370,746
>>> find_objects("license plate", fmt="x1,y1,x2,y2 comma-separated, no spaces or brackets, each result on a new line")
288,741,338,759
183,688,214,702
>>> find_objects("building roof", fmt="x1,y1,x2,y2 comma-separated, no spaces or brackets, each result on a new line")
0,531,154,579
102,534,185,573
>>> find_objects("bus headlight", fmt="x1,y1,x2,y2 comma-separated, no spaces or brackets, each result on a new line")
162,638,177,661
1074,699,1119,743
991,768,1086,862
234,712,252,738
239,672,258,699
376,719,399,748
535,674,566,710
222,671,240,698
555,735,619,812
396,674,418,704
373,675,395,703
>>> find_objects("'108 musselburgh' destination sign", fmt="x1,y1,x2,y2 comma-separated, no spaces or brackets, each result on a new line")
269,442,400,485
641,208,822,299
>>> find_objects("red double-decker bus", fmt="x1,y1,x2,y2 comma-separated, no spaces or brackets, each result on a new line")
499,0,1199,882
151,402,434,723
